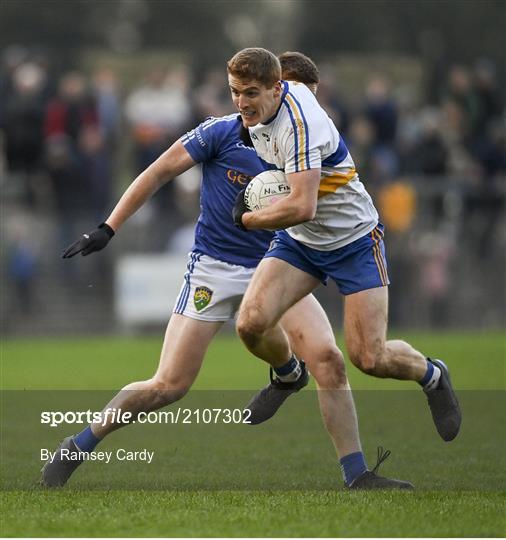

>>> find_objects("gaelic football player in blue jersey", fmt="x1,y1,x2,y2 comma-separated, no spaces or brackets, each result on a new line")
41,58,411,490
230,49,461,459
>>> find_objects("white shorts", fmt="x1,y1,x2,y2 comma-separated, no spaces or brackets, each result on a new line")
173,252,256,322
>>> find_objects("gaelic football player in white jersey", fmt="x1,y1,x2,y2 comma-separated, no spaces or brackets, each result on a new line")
41,56,412,490
230,48,461,446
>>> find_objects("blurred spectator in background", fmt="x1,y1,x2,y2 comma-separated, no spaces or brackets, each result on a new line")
125,66,193,169
193,67,231,119
377,181,419,326
6,216,39,318
439,98,478,177
378,181,417,234
476,119,506,178
125,66,193,249
86,67,121,221
79,125,111,224
1,62,48,207
44,71,99,250
362,75,400,185
0,45,28,104
92,67,121,151
45,72,98,151
472,59,502,136
409,108,448,176
364,75,398,147
315,65,349,136
470,60,505,178
443,65,481,143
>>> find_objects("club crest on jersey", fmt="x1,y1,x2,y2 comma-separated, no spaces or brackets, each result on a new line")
194,286,213,311
273,140,279,156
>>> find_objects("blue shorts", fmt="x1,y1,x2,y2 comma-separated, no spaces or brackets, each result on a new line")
264,225,390,295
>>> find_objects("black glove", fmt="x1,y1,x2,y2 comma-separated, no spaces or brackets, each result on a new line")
232,189,249,231
62,223,115,258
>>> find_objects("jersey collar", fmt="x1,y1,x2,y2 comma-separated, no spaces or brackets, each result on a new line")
237,115,254,147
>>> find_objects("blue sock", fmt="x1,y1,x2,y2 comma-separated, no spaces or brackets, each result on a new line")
418,360,434,386
273,355,301,382
418,358,441,391
73,426,101,452
340,451,367,486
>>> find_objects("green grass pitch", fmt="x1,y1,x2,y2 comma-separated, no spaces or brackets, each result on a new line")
1,331,505,537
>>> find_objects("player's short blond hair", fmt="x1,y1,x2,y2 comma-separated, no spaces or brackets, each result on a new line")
279,51,320,85
227,48,281,88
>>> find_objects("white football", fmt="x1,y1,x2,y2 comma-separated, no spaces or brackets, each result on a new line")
244,170,290,211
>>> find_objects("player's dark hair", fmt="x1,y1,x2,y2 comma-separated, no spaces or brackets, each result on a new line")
279,51,320,85
227,48,281,88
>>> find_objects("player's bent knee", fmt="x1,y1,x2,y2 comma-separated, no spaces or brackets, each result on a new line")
310,347,347,387
236,322,261,348
236,309,269,347
148,378,190,406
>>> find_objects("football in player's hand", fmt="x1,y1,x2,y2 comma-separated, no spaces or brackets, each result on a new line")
244,170,290,211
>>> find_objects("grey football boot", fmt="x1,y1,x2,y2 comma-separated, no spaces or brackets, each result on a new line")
40,436,84,487
347,447,414,490
244,360,309,425
424,359,462,441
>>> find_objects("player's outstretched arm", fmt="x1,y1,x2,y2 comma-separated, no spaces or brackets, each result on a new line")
105,140,196,233
240,168,321,231
62,140,196,258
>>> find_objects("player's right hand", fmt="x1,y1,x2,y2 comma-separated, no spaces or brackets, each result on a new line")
62,223,115,258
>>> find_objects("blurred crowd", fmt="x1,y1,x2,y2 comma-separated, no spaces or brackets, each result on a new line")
1,45,504,329
329,62,505,186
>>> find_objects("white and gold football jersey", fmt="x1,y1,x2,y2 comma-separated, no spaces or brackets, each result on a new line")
249,81,378,250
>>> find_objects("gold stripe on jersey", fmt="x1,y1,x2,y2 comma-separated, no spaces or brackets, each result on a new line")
317,169,357,198
285,94,307,171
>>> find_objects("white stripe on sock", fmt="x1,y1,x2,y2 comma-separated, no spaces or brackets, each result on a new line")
424,364,441,392
276,360,302,383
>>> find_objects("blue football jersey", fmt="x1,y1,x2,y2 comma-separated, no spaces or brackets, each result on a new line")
181,114,273,267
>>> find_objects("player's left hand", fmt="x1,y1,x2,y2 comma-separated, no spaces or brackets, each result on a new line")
232,189,249,231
